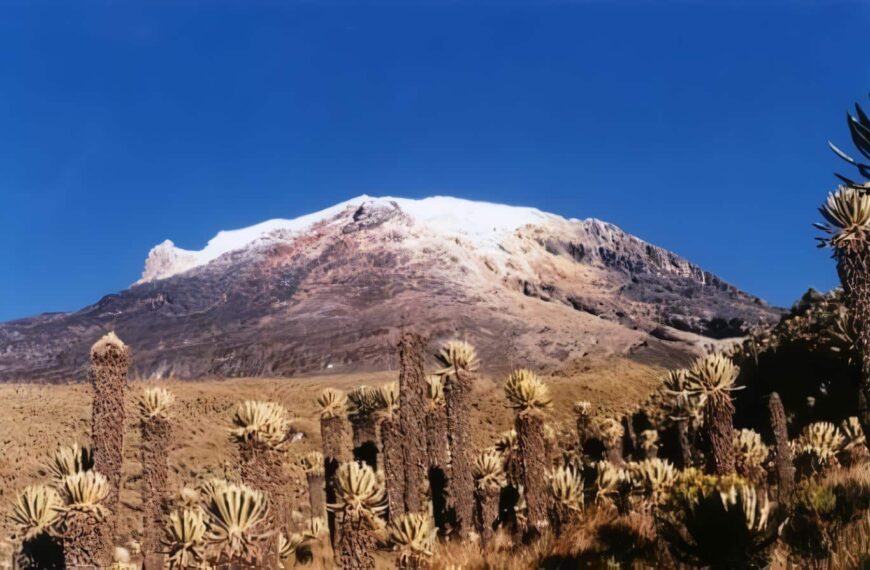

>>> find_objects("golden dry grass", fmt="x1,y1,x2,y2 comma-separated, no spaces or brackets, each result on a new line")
0,355,664,566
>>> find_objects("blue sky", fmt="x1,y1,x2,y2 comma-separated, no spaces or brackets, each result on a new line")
1,2,868,321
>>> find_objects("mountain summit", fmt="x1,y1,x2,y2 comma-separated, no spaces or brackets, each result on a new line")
0,196,779,381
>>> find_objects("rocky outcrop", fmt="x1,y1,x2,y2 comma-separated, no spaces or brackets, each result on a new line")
137,240,199,284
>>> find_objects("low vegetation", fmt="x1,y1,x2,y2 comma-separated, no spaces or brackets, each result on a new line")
5,96,870,569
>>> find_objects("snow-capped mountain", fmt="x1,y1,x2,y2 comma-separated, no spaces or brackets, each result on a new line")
0,196,779,381
137,196,560,283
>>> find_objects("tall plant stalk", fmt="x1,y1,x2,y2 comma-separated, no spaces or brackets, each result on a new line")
435,340,479,538
376,382,406,520
686,353,739,475
398,332,429,513
88,331,129,563
505,368,553,537
317,388,351,548
768,392,794,497
137,387,175,570
827,107,870,435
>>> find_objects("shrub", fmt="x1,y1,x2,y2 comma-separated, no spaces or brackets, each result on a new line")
783,466,870,564
657,471,780,569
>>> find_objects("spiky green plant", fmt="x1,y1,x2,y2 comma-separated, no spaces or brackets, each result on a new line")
573,400,593,454
301,450,327,522
138,387,175,420
330,461,386,569
387,513,437,570
841,416,866,448
733,429,769,484
277,532,306,567
434,340,480,377
300,451,325,478
818,186,870,248
504,368,553,412
55,470,112,568
663,369,706,418
347,386,382,416
639,429,659,459
164,507,206,569
548,465,584,511
198,477,230,504
231,400,291,449
472,449,506,544
793,421,846,475
597,417,626,465
629,458,678,504
686,353,740,475
839,416,870,466
57,470,111,515
662,368,704,468
594,461,632,513
426,374,445,404
10,484,64,569
375,381,400,415
276,518,326,570
821,110,870,437
330,461,387,520
231,399,293,544
10,485,61,541
547,465,584,534
473,450,508,493
494,429,521,486
203,481,270,565
318,388,348,420
46,443,93,482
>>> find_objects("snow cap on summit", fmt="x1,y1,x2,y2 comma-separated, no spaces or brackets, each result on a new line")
138,195,560,283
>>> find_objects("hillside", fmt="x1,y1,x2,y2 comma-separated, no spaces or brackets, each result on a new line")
0,196,779,381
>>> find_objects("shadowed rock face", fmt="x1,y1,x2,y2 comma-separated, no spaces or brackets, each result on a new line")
0,199,780,382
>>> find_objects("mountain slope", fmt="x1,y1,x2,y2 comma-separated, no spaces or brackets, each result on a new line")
0,196,779,381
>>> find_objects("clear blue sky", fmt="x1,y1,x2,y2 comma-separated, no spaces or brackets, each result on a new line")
1,2,868,322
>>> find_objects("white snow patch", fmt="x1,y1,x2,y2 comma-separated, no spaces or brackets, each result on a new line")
137,195,565,283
